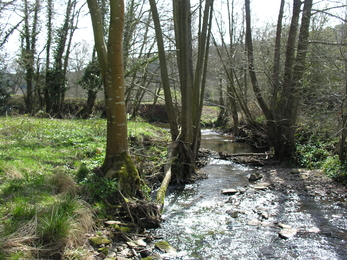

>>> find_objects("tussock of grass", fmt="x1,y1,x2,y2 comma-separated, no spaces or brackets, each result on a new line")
0,116,168,258
49,171,78,196
0,117,102,258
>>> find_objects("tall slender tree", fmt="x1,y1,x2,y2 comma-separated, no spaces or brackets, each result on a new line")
173,0,214,181
149,0,179,141
338,5,347,162
45,0,79,116
21,0,40,114
87,0,143,198
44,0,53,113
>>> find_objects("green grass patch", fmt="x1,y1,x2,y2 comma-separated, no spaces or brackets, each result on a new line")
0,116,169,258
128,120,169,140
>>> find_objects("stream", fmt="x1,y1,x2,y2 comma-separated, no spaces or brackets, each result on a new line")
152,130,347,260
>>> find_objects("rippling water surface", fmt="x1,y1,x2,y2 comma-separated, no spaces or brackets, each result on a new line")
152,130,347,260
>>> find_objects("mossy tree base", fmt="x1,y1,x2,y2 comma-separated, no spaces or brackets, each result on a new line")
102,152,161,229
104,151,142,199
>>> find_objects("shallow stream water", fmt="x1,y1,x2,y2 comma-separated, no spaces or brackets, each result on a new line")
152,130,347,260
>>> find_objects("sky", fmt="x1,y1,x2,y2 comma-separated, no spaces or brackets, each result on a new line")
2,0,344,67
250,0,282,24
73,0,283,47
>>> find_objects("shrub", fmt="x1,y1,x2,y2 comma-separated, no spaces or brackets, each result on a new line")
322,156,347,185
296,142,330,169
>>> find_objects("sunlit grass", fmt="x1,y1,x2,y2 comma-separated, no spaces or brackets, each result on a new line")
0,116,169,258
0,117,105,258
128,120,170,140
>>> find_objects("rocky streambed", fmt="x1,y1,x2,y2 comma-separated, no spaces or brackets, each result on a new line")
87,130,347,259
150,159,347,260
87,157,347,260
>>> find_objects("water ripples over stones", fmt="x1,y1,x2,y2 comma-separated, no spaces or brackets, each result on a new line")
151,162,347,260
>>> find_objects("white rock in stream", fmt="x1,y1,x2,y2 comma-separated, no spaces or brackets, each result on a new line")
279,228,298,239
278,223,292,229
278,223,297,239
221,189,238,195
248,219,262,226
253,182,271,190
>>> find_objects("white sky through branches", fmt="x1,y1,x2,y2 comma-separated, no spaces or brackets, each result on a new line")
2,0,345,68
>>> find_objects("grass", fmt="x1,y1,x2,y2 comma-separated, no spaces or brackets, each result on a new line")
0,116,170,259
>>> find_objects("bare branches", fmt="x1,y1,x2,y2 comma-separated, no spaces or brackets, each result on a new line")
312,4,347,23
0,19,23,48
309,40,347,46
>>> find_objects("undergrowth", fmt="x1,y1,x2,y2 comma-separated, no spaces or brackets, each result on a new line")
322,156,347,185
0,116,169,259
295,126,347,185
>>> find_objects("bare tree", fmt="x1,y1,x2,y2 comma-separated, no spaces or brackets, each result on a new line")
245,0,313,161
149,0,179,141
338,3,347,162
45,0,81,117
0,1,23,48
172,0,214,181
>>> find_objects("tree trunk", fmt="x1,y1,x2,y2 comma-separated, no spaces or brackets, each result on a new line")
245,0,273,122
172,0,195,182
44,0,53,114
339,15,347,163
271,0,285,109
168,0,214,182
88,0,142,198
22,0,39,115
245,0,313,161
103,0,128,168
149,0,179,141
227,0,239,133
216,77,227,127
81,89,98,119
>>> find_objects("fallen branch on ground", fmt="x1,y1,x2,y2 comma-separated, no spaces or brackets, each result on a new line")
156,141,178,211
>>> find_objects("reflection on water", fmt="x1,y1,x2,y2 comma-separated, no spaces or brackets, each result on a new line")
200,129,265,153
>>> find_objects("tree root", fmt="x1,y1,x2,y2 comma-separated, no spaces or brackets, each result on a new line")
125,200,161,229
